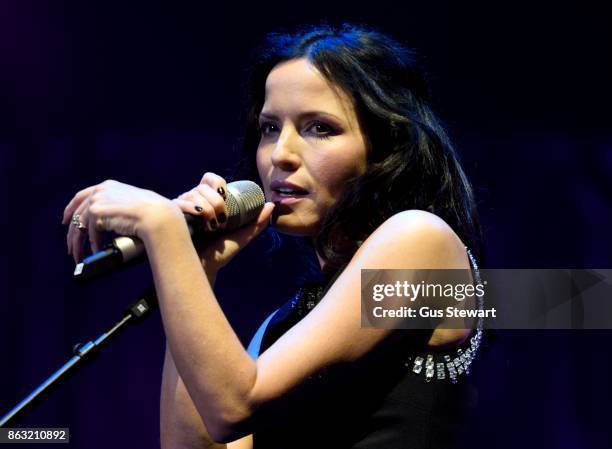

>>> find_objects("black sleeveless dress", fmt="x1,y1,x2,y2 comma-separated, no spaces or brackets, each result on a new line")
251,249,483,448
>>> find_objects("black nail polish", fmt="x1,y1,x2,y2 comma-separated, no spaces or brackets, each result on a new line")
218,212,227,223
217,186,226,197
195,205,203,213
210,218,218,229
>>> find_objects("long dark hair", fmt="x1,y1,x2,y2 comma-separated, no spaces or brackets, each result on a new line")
233,23,483,274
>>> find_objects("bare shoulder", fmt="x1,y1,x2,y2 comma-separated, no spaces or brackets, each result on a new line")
350,210,473,347
246,211,472,409
352,209,470,270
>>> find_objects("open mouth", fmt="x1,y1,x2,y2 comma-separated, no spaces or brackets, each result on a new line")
273,187,309,197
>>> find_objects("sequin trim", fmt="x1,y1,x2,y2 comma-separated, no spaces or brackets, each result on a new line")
406,246,484,383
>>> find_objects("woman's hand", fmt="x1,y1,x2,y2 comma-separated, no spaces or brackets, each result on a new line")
62,179,182,263
62,174,275,277
173,172,275,276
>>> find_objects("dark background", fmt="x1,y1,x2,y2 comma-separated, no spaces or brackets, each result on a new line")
1,1,611,448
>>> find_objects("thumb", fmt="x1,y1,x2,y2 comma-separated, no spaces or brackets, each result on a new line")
228,201,276,249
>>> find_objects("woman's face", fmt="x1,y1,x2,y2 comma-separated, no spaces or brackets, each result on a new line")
256,57,368,236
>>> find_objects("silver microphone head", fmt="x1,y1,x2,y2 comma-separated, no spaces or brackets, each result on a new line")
225,180,266,230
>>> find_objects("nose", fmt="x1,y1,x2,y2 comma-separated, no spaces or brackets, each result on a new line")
270,126,301,172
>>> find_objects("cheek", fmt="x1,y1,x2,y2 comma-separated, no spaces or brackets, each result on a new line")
256,148,270,179
313,147,367,196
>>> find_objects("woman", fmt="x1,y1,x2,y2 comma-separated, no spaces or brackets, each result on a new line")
63,24,483,448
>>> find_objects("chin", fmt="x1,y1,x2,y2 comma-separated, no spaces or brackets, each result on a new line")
271,215,320,237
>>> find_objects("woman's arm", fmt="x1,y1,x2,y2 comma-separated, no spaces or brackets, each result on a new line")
144,208,471,443
159,264,219,449
161,346,253,449
144,211,257,442
61,177,267,445
160,270,254,449
161,344,224,449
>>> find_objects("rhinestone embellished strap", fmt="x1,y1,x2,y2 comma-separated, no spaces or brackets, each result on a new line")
407,246,484,384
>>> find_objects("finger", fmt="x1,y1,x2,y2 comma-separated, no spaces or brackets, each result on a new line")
200,172,228,200
68,199,90,262
256,201,276,226
176,191,217,233
87,206,104,256
173,198,215,236
173,198,205,216
175,195,222,234
186,187,216,226
76,210,95,263
176,190,213,216
62,186,97,224
197,184,228,229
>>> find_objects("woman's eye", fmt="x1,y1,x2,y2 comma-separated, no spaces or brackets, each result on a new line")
307,121,335,139
259,122,279,136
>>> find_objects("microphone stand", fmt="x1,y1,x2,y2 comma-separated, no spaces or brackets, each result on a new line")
0,288,157,427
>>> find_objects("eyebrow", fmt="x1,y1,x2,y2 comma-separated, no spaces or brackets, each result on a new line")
258,110,345,124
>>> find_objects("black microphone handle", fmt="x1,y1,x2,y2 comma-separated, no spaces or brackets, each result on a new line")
73,214,213,282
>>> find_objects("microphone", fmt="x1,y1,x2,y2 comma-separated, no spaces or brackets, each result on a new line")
73,180,265,282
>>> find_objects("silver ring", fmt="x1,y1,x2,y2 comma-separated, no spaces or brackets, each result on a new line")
72,214,87,231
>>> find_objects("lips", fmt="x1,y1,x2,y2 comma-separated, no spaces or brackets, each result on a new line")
270,179,309,197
